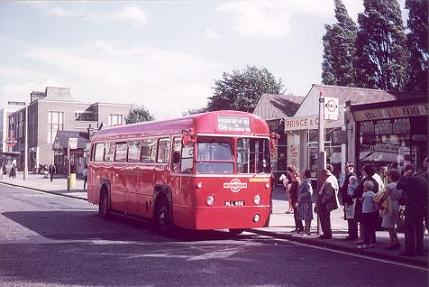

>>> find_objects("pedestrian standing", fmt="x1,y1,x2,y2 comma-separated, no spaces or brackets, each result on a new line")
359,180,378,249
397,164,428,256
379,169,402,250
353,165,379,244
340,163,358,241
297,169,313,235
288,167,303,233
9,163,16,179
82,165,88,191
48,163,56,182
317,169,339,239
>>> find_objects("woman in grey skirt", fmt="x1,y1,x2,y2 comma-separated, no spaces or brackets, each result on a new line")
381,169,402,250
297,169,314,235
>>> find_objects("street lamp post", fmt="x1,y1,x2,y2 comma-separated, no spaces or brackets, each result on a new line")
8,101,28,180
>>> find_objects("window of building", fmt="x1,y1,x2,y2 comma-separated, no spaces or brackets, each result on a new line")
157,138,170,163
48,111,64,144
108,114,124,127
115,142,128,162
75,111,96,121
141,138,157,163
128,141,141,162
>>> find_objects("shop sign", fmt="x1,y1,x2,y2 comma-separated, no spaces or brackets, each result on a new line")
289,144,299,167
68,138,78,149
284,116,319,131
354,103,429,121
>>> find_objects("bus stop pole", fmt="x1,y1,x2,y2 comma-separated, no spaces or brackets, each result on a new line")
316,92,326,235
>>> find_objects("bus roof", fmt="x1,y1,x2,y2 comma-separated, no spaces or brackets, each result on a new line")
92,110,269,141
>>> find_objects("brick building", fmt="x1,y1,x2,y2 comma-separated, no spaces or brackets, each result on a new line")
8,87,132,174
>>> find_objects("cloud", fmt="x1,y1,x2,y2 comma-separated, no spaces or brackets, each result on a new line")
44,5,147,26
7,41,227,119
217,0,365,39
203,28,222,40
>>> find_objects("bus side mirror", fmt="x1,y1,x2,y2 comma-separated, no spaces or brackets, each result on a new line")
173,151,181,164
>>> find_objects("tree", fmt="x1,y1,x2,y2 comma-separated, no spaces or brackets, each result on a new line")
125,106,155,124
322,0,358,86
355,0,409,91
207,66,284,112
405,0,428,94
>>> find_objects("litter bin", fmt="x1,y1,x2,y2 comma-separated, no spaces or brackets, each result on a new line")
67,173,76,190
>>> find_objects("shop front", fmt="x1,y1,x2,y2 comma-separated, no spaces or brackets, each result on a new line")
284,115,347,179
349,97,428,173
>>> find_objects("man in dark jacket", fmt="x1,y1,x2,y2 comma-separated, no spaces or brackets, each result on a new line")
398,164,428,256
340,163,357,240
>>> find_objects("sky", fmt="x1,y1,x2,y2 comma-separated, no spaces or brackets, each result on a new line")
0,0,408,120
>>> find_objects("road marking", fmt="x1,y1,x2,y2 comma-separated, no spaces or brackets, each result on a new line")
271,237,428,271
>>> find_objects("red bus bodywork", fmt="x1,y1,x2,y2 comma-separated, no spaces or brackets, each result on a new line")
87,110,272,230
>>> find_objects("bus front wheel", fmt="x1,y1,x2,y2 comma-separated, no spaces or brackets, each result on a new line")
154,198,172,235
99,191,110,219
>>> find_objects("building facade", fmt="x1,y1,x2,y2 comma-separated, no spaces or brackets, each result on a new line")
254,84,405,179
0,109,14,153
8,87,132,174
346,96,428,174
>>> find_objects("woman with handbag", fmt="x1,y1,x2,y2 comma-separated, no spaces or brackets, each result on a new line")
382,169,402,250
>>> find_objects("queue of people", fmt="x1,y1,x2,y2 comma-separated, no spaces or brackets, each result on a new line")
279,158,428,257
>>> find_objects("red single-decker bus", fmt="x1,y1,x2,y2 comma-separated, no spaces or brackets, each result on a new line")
88,110,272,234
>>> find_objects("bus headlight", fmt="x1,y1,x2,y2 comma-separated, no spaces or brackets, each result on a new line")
253,194,261,205
253,214,261,223
206,195,215,206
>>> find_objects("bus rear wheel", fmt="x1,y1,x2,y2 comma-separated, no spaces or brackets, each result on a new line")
99,191,110,219
154,198,172,235
229,229,244,235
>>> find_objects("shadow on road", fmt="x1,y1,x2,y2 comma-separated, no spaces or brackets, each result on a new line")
1,210,260,242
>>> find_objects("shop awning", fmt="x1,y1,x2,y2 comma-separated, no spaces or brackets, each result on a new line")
52,131,90,150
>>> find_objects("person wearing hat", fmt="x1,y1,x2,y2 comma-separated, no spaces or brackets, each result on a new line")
317,168,339,239
340,163,358,240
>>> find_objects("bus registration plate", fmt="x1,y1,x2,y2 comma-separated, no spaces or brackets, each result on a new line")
225,200,244,207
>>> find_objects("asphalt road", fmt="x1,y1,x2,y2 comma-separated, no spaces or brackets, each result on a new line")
0,183,428,287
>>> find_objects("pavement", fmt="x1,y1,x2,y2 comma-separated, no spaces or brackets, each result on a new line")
1,173,428,268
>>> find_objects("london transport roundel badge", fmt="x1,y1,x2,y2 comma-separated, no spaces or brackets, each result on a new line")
223,178,248,193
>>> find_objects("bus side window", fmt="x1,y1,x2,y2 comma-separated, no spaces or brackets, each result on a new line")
94,142,105,162
104,142,115,162
157,138,170,163
115,142,128,162
142,138,156,163
172,137,182,173
128,141,141,162
181,142,194,174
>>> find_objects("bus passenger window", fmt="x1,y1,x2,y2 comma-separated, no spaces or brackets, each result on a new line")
172,137,181,173
157,138,170,163
141,139,156,163
104,142,115,162
128,141,141,162
115,142,128,162
94,143,105,162
181,145,194,173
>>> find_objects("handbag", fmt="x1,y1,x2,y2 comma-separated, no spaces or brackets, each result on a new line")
344,199,356,219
